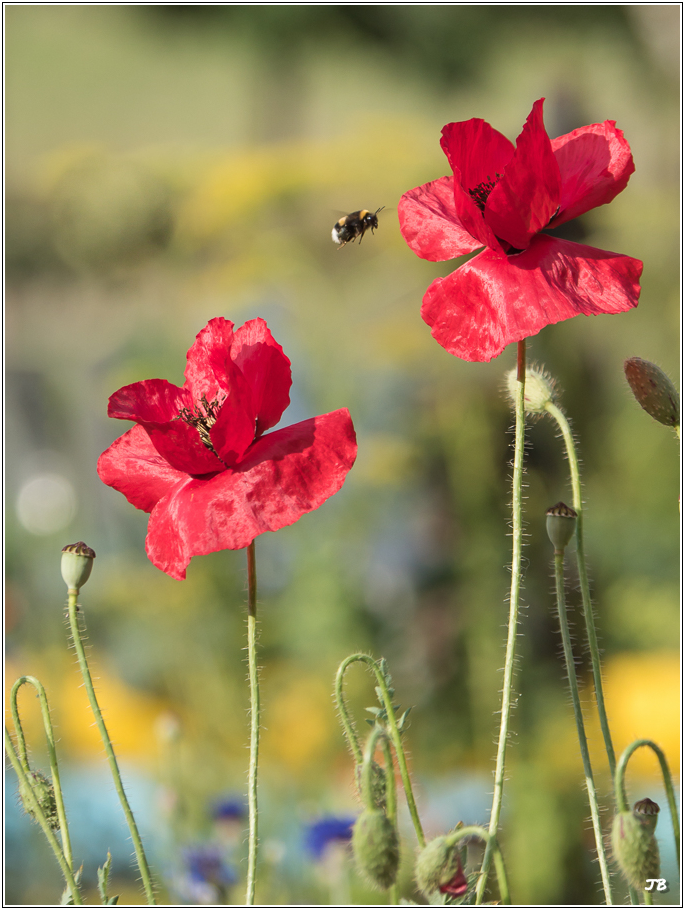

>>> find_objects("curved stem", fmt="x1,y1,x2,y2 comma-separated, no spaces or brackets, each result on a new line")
10,677,74,872
545,400,616,776
476,339,527,904
334,656,364,765
5,727,83,904
615,739,680,870
67,589,157,904
445,825,511,905
245,541,260,906
335,653,425,848
553,551,613,903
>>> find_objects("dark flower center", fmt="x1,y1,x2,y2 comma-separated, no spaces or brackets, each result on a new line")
178,394,225,455
468,173,502,212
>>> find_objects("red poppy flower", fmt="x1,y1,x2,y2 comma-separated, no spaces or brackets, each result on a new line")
98,317,357,580
440,861,468,897
399,98,643,362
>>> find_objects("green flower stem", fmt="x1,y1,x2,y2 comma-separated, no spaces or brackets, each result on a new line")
335,653,425,848
475,339,527,905
10,676,74,871
245,540,260,906
643,890,654,906
66,588,156,904
362,727,400,903
545,400,616,776
553,550,613,903
445,825,510,905
615,739,680,870
5,727,83,904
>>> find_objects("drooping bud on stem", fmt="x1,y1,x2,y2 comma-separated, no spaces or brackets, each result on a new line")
351,808,400,890
61,542,96,593
505,364,557,416
545,502,578,552
415,831,469,899
18,769,59,830
624,358,680,429
355,759,387,810
611,798,661,890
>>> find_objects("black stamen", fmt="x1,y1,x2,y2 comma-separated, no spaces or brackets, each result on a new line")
468,173,502,213
178,394,225,454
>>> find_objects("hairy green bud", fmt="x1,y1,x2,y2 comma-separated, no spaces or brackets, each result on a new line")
352,808,399,890
18,769,59,830
355,759,387,810
505,365,558,415
611,799,660,890
415,835,468,898
624,358,680,429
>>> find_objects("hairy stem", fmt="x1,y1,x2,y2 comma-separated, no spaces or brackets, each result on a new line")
5,727,83,904
245,541,260,906
335,653,425,848
10,677,74,872
545,400,616,776
67,589,156,904
553,551,613,903
476,339,527,904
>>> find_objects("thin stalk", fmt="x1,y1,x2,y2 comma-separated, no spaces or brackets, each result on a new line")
445,825,511,905
553,550,613,903
245,540,260,906
475,339,527,904
643,891,653,906
335,653,425,848
381,736,400,905
615,739,680,870
5,727,83,904
10,676,74,871
66,589,156,904
545,400,616,775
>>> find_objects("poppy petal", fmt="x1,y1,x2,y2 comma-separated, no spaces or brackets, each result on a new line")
145,409,357,579
441,118,515,250
231,318,292,436
549,120,635,227
398,177,482,262
209,369,260,466
97,424,190,514
421,235,642,362
184,316,237,401
485,99,561,250
108,379,224,474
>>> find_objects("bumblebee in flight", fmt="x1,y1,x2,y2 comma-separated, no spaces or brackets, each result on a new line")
332,207,384,248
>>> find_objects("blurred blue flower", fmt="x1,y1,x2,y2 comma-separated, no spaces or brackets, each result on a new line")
304,816,356,861
212,796,245,821
173,844,237,904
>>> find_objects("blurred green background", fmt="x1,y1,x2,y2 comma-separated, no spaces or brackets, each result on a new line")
5,5,680,905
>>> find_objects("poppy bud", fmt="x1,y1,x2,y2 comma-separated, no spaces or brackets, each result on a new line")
545,502,578,552
611,799,661,890
415,835,469,898
505,365,557,415
624,358,680,429
18,769,59,830
351,808,399,890
355,759,387,810
61,541,96,592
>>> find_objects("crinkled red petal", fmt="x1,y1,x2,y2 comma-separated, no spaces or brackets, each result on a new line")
398,176,482,262
108,378,224,474
485,98,561,250
145,409,358,580
549,120,635,227
421,235,642,362
441,118,514,251
183,316,237,402
439,865,469,896
97,424,190,514
209,370,261,466
231,318,292,436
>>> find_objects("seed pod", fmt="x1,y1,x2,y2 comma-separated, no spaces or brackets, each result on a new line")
61,541,96,592
545,502,578,552
624,358,680,429
351,808,399,890
415,835,468,898
611,800,660,890
18,769,59,830
355,759,387,810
